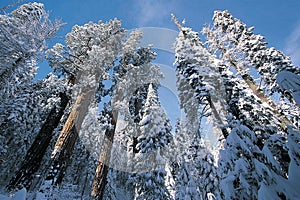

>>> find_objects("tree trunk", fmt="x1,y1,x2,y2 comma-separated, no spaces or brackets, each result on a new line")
207,94,229,139
229,61,293,130
90,84,149,199
217,43,294,131
46,88,94,185
6,92,69,191
91,110,118,200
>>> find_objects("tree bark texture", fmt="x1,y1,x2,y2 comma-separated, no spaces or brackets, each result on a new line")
46,88,94,185
91,110,118,200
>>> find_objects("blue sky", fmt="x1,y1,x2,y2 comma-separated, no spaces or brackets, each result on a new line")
2,0,300,66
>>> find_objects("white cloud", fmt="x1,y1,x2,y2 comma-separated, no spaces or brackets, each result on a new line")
285,21,300,66
130,0,175,27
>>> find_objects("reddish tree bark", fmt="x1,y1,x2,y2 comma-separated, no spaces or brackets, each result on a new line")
91,110,117,200
46,88,94,185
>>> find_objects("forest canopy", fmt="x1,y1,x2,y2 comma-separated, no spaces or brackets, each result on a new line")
0,2,300,200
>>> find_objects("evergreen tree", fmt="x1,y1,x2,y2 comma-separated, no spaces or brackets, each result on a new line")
171,119,220,200
203,10,300,129
172,12,299,199
201,10,300,199
1,4,300,200
172,14,228,139
132,83,172,200
285,126,300,199
91,31,162,199
175,158,200,200
172,15,222,199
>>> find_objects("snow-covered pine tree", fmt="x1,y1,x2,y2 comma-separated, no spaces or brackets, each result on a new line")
203,10,300,129
132,83,172,200
172,12,297,199
219,63,291,177
175,157,200,200
218,121,297,199
0,2,60,99
218,124,261,199
6,75,69,192
172,15,222,199
0,2,61,136
172,14,228,140
285,126,300,199
90,32,144,200
201,10,300,199
101,40,164,199
214,47,289,200
91,30,163,199
170,119,220,200
103,86,150,200
1,75,68,191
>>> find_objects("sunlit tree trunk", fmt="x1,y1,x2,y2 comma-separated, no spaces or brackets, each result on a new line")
46,87,95,185
91,110,118,200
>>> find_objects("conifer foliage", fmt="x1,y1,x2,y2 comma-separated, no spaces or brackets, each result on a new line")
132,83,172,200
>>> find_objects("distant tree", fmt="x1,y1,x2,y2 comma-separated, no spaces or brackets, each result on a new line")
91,32,162,199
131,83,172,200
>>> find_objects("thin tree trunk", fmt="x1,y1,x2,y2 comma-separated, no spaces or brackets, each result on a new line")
91,110,118,200
46,88,94,185
216,43,294,131
207,94,229,139
6,92,69,191
232,61,293,131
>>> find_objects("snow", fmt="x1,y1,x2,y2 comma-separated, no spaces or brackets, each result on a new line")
12,188,26,200
276,70,300,106
287,126,300,186
0,194,11,200
0,188,27,200
139,115,151,126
